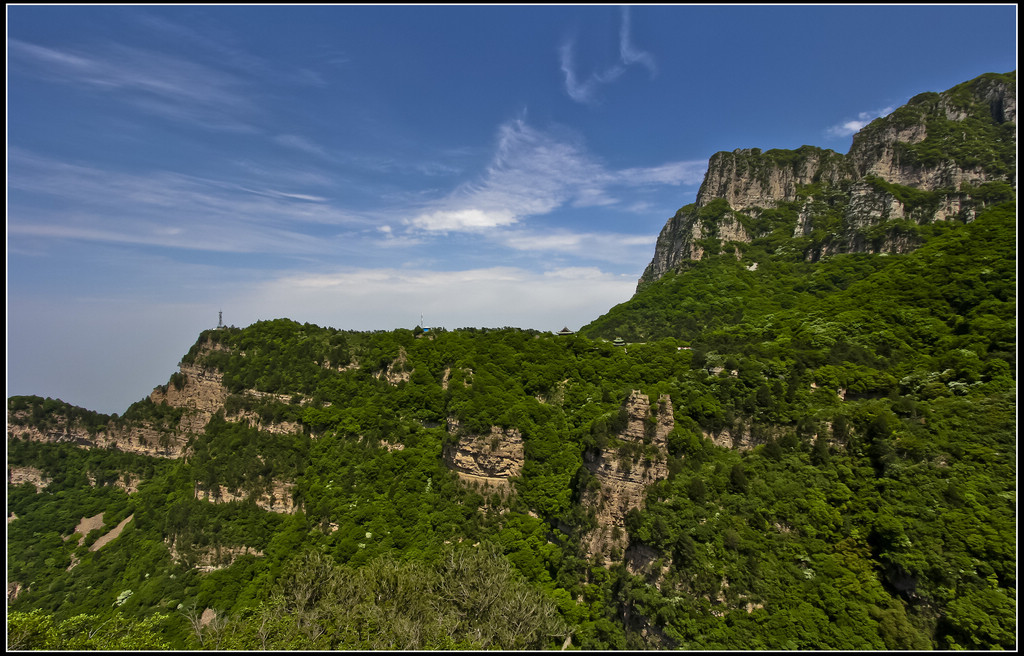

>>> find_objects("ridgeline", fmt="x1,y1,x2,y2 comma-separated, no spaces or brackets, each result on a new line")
8,71,1016,650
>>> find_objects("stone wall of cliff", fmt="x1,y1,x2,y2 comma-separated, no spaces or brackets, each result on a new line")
194,479,299,514
695,146,852,210
443,418,525,497
582,391,672,558
639,71,1015,287
7,410,191,459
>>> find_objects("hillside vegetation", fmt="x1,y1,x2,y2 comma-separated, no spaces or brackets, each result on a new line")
7,71,1016,650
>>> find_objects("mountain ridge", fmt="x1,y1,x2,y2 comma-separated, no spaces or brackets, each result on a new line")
7,71,1016,651
637,71,1015,288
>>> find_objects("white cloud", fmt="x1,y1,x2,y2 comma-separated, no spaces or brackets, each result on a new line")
560,41,625,104
500,229,657,266
619,6,657,76
405,119,705,234
241,266,638,332
274,134,331,158
560,7,657,105
618,161,707,186
409,208,517,232
827,106,896,137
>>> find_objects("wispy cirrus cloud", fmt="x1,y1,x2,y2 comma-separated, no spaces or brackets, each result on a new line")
560,7,657,105
405,118,705,233
827,106,896,137
8,150,367,254
618,5,657,76
274,134,333,159
502,230,654,253
8,38,257,131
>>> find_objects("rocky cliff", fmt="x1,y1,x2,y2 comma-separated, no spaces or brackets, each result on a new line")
8,466,51,492
443,418,524,498
194,479,299,514
8,340,313,516
11,338,318,448
7,408,190,459
640,71,1016,286
582,391,672,558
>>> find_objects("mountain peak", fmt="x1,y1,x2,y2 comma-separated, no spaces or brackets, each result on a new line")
638,71,1016,288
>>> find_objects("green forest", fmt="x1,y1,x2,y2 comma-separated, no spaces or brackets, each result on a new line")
6,72,1016,650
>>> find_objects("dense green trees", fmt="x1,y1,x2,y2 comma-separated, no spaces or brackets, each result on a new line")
7,175,1016,648
7,609,171,650
188,544,571,650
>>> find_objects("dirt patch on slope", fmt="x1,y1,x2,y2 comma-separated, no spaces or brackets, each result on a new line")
70,513,106,545
90,514,133,551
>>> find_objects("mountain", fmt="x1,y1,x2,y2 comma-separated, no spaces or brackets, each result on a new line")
7,72,1016,651
635,71,1015,289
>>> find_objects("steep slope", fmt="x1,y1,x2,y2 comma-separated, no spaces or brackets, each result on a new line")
581,390,672,559
637,71,1015,288
8,72,1017,651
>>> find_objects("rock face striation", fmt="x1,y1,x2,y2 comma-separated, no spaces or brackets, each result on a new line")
639,71,1016,287
8,339,309,517
443,418,525,497
165,538,264,574
8,466,51,492
194,480,299,514
7,408,190,459
582,391,673,558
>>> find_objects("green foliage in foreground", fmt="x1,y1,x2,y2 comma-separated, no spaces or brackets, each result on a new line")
6,199,1016,649
7,609,170,650
180,544,570,650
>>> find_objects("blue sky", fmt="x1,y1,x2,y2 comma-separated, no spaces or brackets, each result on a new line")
7,5,1017,414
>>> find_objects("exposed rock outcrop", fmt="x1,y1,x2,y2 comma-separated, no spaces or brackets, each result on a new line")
695,146,852,210
443,419,524,496
8,465,51,492
226,408,305,436
8,582,28,603
582,391,672,558
7,412,189,459
194,480,299,514
7,340,314,464
81,471,141,494
640,71,1016,287
378,347,413,385
166,538,264,574
149,362,228,417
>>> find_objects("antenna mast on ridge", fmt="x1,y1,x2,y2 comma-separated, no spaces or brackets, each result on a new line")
218,310,223,329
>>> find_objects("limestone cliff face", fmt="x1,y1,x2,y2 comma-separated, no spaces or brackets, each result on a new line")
194,479,299,514
378,347,413,385
7,410,189,459
8,339,311,472
582,391,672,558
150,342,309,440
848,73,1016,188
443,418,524,495
640,71,1016,287
695,146,852,210
8,466,51,492
165,537,264,573
149,362,228,416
